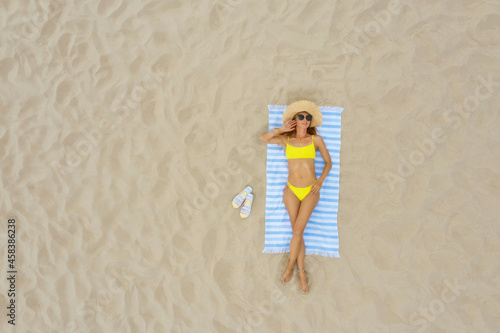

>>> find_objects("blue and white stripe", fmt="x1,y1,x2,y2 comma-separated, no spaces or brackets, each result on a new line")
263,105,343,258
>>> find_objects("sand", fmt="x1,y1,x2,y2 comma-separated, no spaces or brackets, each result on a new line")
1,0,500,332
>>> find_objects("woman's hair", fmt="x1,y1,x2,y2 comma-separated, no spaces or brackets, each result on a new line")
283,126,318,137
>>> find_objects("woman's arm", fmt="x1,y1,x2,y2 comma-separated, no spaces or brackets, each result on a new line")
259,127,283,144
259,119,296,144
316,135,332,182
311,135,332,194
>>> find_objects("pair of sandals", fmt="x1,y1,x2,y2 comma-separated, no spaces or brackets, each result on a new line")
231,186,253,218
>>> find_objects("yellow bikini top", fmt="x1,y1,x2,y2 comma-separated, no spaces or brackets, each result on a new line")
286,135,316,159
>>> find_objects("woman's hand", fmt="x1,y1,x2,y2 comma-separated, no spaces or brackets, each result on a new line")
280,120,296,133
311,180,323,194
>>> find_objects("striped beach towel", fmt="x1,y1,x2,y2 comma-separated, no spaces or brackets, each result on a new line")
263,104,343,258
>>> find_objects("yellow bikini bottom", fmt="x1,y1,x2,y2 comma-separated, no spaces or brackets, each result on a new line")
287,180,317,201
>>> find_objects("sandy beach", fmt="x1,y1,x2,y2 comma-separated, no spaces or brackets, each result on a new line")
1,0,500,332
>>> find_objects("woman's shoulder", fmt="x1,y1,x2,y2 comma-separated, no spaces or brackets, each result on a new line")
312,134,325,145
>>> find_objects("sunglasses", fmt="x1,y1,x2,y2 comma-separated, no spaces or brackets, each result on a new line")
296,114,312,121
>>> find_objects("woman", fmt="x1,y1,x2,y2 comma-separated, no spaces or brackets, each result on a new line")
260,100,332,293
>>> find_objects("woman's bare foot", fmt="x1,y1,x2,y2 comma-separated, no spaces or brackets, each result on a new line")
281,267,293,284
298,270,308,293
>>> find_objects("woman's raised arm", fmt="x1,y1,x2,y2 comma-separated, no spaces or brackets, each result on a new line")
260,119,296,144
260,128,282,144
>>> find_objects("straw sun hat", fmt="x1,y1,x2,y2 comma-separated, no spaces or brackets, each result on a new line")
282,100,323,128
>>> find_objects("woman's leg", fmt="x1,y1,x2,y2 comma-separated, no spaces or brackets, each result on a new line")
287,191,320,292
297,237,308,293
297,237,306,271
282,185,301,283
